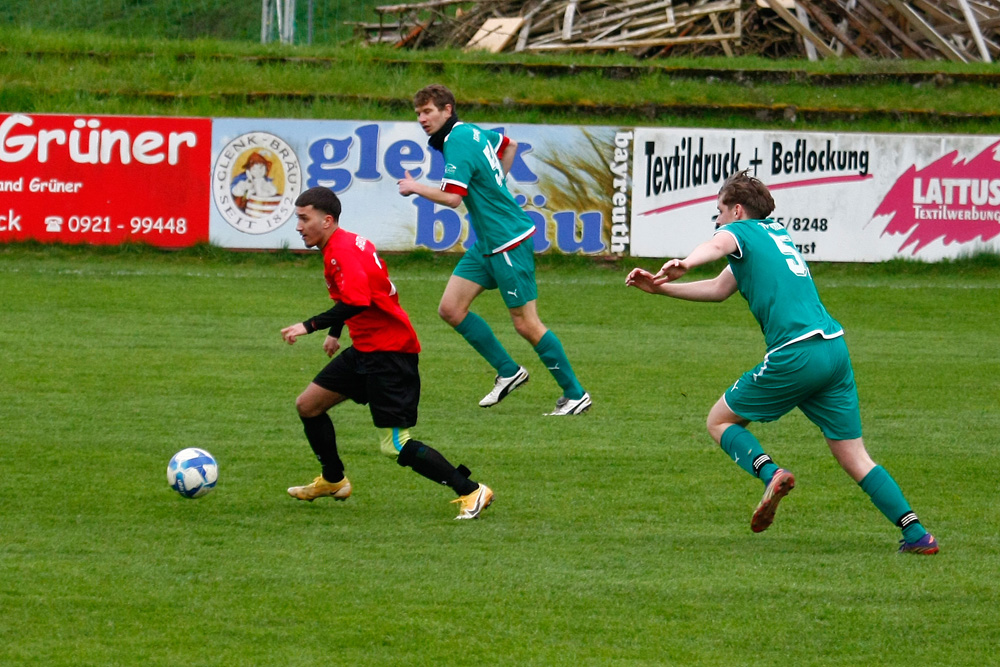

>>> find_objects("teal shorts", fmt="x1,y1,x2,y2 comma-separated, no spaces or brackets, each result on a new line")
724,334,862,440
453,240,538,308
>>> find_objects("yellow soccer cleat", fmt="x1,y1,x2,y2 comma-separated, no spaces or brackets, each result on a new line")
451,483,494,520
287,475,352,502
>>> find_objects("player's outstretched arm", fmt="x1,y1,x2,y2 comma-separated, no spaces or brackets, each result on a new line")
281,324,342,358
397,170,463,208
625,267,665,294
652,258,689,283
281,322,308,344
664,267,738,302
627,266,737,303
653,234,737,285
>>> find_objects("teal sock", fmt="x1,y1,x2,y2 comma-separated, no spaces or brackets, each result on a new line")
719,425,779,485
859,465,927,542
533,330,584,400
455,313,519,377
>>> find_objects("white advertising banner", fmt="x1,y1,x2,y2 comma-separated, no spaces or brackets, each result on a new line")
630,128,1000,261
210,118,630,254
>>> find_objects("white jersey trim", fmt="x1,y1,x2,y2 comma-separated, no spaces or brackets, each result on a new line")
715,228,742,258
441,176,469,190
489,227,535,255
739,330,847,384
767,328,844,355
442,122,464,146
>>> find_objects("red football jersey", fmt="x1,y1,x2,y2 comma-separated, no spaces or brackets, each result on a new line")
321,227,420,353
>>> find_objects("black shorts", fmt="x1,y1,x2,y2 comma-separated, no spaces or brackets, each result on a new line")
313,347,420,428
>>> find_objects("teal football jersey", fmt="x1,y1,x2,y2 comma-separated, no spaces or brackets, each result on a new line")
442,123,535,254
717,219,843,352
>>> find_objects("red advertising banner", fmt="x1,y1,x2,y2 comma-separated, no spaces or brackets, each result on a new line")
0,113,211,247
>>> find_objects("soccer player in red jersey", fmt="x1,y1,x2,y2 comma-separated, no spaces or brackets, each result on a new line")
280,187,493,520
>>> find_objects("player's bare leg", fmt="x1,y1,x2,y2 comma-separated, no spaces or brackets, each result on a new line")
438,274,484,327
508,300,547,346
826,437,876,482
709,397,793,531
828,437,938,554
441,275,526,406
295,382,347,418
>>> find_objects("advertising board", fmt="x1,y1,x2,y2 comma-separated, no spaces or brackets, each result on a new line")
4,111,999,264
0,113,211,247
209,118,626,254
630,128,1000,261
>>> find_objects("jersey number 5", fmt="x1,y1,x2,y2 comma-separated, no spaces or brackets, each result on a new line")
482,144,504,187
768,232,809,277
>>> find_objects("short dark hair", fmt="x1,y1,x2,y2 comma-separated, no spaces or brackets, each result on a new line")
295,187,341,221
414,84,456,113
718,169,775,219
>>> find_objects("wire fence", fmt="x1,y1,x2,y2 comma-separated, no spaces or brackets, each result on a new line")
1,0,385,45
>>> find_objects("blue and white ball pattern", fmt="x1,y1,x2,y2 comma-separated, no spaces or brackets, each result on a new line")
167,448,218,499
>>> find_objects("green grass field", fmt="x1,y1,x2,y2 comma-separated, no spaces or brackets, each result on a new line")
1,244,997,665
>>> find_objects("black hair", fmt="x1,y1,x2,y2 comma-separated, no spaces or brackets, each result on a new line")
295,187,341,221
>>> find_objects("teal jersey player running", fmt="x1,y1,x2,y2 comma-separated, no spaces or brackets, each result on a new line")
440,122,535,255
717,217,843,353
398,84,589,416
626,169,938,555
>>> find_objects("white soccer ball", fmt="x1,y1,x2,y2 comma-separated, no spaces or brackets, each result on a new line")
167,448,219,499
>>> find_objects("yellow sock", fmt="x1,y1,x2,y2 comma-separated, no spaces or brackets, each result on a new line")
377,427,411,458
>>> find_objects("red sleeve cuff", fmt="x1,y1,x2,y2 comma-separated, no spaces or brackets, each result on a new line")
496,135,511,159
442,183,468,197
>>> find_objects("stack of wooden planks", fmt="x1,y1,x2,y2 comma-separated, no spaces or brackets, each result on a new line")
750,0,997,61
350,0,998,61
